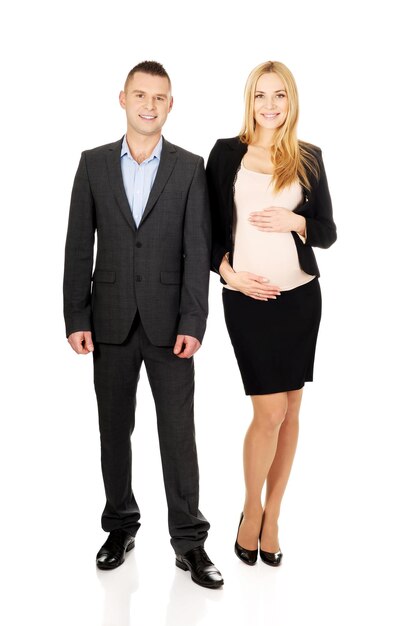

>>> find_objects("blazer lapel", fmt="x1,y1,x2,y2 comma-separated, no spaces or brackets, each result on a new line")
106,138,137,232
139,138,177,226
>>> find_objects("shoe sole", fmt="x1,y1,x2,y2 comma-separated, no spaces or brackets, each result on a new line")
175,559,224,589
96,541,135,570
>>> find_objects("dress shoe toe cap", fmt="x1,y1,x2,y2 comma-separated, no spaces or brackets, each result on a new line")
204,567,223,581
97,554,117,564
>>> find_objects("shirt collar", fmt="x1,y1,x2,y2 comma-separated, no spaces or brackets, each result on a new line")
121,135,163,163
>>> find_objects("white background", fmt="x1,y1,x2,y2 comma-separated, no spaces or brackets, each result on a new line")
1,0,417,624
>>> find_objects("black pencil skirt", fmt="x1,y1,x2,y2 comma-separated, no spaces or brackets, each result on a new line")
222,277,322,396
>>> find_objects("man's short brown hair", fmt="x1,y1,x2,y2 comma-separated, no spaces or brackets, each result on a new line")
124,61,171,92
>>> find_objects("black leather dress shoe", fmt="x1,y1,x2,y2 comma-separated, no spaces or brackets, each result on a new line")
96,529,135,570
235,513,258,566
175,546,224,589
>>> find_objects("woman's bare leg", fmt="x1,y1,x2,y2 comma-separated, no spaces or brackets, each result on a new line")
260,388,303,552
237,392,288,549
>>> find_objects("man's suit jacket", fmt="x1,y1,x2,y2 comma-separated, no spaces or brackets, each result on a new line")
206,136,337,280
64,137,211,346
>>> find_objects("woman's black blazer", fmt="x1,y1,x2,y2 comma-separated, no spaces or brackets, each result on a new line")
206,136,337,280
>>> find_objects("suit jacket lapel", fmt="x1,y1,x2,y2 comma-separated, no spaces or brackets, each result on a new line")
106,138,137,232
139,137,177,226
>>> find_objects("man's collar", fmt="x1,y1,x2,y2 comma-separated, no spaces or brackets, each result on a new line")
121,135,163,162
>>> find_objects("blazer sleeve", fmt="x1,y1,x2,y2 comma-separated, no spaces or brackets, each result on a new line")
206,141,230,273
63,152,96,337
296,149,337,249
176,157,211,343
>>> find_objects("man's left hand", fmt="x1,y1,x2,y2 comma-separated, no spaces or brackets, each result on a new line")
173,335,201,358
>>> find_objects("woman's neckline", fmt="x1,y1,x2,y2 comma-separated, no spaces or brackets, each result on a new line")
241,158,273,176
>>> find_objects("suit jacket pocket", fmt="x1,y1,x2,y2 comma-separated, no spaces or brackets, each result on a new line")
160,271,181,285
92,270,116,283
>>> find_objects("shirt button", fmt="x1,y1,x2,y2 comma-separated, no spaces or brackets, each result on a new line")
136,242,142,248
135,275,142,282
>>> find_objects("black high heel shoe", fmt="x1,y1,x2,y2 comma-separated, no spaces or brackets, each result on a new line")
234,512,258,566
259,518,283,567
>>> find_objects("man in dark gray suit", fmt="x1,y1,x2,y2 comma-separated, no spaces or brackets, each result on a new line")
63,61,223,588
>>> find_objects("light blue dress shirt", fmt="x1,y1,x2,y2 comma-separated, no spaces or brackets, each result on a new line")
120,135,163,227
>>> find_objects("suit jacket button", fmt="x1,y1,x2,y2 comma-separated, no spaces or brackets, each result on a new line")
136,275,142,282
136,242,142,248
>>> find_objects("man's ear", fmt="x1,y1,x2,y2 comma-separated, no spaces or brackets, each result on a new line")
168,96,173,112
119,90,126,110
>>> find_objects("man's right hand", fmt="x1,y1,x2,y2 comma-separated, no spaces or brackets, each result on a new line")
68,331,94,355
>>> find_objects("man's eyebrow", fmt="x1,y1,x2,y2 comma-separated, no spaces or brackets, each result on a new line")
131,89,167,97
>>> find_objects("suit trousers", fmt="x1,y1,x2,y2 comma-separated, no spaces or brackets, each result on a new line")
93,313,210,554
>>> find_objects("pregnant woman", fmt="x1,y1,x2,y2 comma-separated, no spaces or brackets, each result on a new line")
206,61,337,566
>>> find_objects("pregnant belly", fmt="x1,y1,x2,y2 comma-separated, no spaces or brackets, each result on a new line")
232,230,314,291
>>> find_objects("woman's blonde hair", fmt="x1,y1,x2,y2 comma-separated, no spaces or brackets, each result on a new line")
239,61,319,192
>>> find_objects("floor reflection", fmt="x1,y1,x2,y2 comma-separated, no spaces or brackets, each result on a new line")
164,566,223,626
96,549,139,626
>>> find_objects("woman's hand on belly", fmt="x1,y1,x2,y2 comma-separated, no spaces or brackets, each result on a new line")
232,272,281,300
249,206,306,236
220,254,280,300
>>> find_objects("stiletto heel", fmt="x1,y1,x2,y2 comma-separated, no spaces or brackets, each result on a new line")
235,512,258,565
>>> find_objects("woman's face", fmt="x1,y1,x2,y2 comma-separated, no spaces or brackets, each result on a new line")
253,72,289,130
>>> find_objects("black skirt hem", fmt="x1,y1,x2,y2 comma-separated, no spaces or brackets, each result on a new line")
245,381,308,397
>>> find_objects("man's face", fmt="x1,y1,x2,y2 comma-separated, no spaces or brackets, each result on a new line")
119,72,173,137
